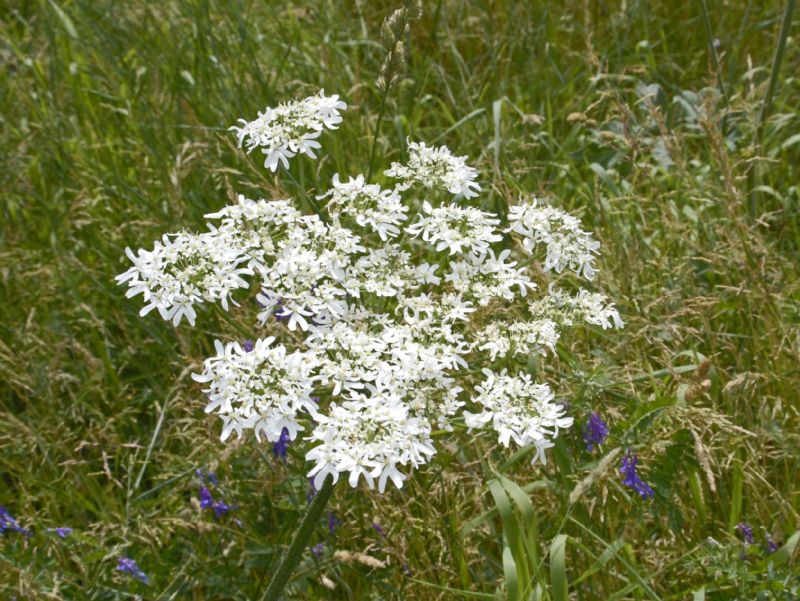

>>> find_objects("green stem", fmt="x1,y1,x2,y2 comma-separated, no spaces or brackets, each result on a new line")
698,0,729,108
366,83,391,183
756,0,796,144
749,0,796,217
261,477,336,601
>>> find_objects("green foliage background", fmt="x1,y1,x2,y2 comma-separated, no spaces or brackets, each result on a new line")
1,0,799,599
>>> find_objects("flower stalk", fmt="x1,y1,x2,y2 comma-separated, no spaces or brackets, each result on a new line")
262,476,337,601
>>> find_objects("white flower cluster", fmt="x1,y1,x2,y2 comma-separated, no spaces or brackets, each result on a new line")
385,139,481,199
319,174,408,241
192,338,319,443
406,201,503,256
115,232,252,327
231,90,346,171
465,369,574,464
529,286,624,330
508,199,601,279
477,319,559,361
117,91,622,493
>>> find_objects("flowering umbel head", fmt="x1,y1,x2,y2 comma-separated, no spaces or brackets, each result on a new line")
117,91,623,494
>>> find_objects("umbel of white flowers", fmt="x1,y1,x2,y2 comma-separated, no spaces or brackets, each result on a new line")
116,91,622,494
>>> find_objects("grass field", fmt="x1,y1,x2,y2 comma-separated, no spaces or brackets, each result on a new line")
1,1,799,599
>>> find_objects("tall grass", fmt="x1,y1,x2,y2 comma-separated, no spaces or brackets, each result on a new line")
1,1,798,598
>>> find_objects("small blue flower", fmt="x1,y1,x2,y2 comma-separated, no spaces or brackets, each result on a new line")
198,486,235,518
0,506,30,536
199,486,214,510
195,468,219,486
311,542,325,557
117,557,149,584
328,511,341,535
372,522,386,537
242,340,255,353
737,522,754,545
766,534,779,553
48,527,73,539
620,450,654,500
272,427,291,460
583,412,609,451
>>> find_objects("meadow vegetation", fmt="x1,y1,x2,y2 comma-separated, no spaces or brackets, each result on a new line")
1,1,799,599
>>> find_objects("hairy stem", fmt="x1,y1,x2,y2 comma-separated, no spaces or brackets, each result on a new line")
261,477,336,601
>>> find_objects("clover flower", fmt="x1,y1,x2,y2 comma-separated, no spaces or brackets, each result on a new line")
230,90,346,171
583,412,609,451
620,450,655,500
385,139,480,199
508,198,600,280
465,370,574,464
117,557,149,584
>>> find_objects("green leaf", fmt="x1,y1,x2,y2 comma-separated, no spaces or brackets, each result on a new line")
48,0,78,39
550,534,568,601
503,546,520,601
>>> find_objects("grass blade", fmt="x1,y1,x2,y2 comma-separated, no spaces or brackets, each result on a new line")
549,534,568,601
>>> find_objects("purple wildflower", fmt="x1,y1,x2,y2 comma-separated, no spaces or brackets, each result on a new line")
212,499,235,518
328,512,341,535
117,557,149,584
372,522,386,538
0,506,29,536
737,522,754,545
272,427,291,460
583,412,609,451
242,339,255,353
311,542,325,557
195,469,218,486
198,486,235,518
766,534,779,553
48,527,73,539
199,486,214,510
620,450,654,500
